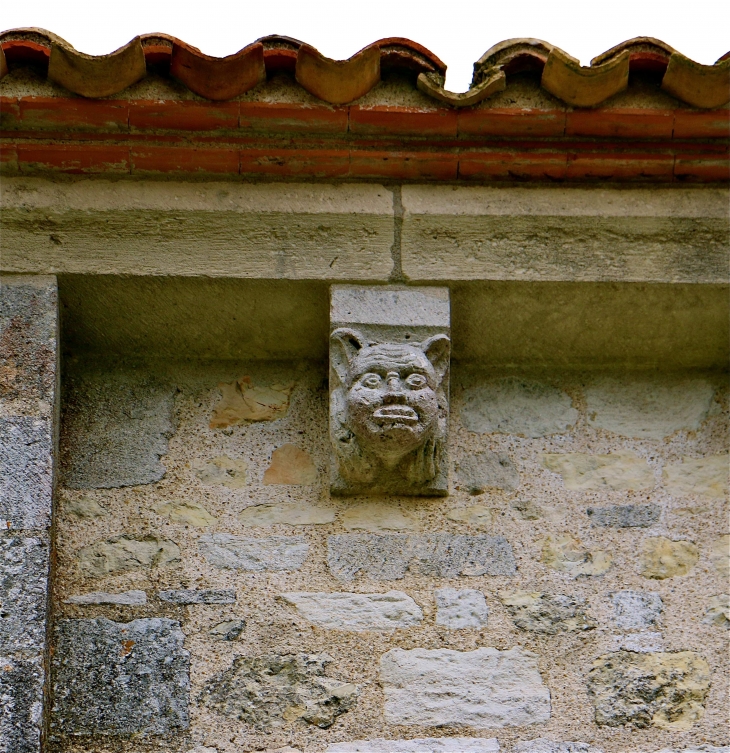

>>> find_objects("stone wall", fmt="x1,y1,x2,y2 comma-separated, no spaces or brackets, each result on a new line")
48,356,728,752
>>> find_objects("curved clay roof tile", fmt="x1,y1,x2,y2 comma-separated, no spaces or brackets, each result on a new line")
170,41,265,100
295,43,380,104
47,36,146,98
541,47,630,107
417,69,506,107
661,53,730,109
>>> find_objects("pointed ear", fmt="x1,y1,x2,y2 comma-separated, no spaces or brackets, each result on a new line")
330,328,366,385
421,334,450,382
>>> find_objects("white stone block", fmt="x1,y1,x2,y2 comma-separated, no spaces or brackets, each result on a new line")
327,738,500,752
434,588,488,629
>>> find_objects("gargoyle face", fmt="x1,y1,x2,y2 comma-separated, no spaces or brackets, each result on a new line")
331,329,450,466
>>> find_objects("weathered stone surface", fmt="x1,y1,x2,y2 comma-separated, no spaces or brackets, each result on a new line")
209,619,245,641
584,378,715,439
239,503,335,527
194,455,248,488
327,738,500,752
210,377,294,428
655,748,730,753
663,455,728,499
62,370,175,488
704,594,729,627
159,589,236,605
341,503,419,532
542,452,654,491
263,444,318,485
0,534,48,652
541,535,612,577
610,631,664,653
77,535,180,576
199,534,309,571
0,417,53,529
328,534,516,581
65,590,147,606
510,499,543,520
460,377,577,438
710,534,729,578
0,654,44,753
380,647,550,728
640,537,699,579
435,587,488,629
200,654,357,730
515,742,603,753
280,591,423,631
611,591,663,630
63,494,108,518
52,617,189,735
499,591,596,634
587,650,711,730
445,505,494,529
587,503,661,528
455,451,519,493
155,499,217,527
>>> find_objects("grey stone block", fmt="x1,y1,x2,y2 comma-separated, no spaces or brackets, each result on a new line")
65,590,147,606
587,503,661,528
515,742,603,753
611,591,663,630
434,587,488,629
52,617,189,736
0,417,53,530
0,275,58,405
61,370,175,489
500,591,597,635
76,534,180,577
327,738,500,752
0,654,44,753
158,589,236,605
199,653,357,730
209,619,245,641
199,534,309,571
455,451,519,494
0,533,48,652
327,534,516,581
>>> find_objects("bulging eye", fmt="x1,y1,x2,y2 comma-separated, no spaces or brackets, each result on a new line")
361,374,381,389
405,373,427,388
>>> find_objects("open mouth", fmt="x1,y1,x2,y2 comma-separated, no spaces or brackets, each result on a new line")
373,406,419,423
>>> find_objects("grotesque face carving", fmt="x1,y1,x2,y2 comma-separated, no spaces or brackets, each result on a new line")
330,328,450,493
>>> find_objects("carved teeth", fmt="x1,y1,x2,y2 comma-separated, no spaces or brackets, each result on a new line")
373,406,419,423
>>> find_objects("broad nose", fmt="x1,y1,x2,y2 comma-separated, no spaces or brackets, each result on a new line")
383,372,406,401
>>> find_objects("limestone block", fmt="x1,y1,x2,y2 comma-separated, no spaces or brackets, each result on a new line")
663,455,728,499
611,591,663,630
329,285,450,497
200,653,357,730
209,619,246,641
542,451,654,491
460,378,577,438
515,742,603,753
455,451,519,493
435,587,488,629
710,534,730,578
587,650,711,730
210,378,294,428
263,444,318,485
656,748,730,753
541,535,612,577
64,495,108,518
239,503,335,527
704,594,729,627
640,537,699,579
610,631,664,652
65,590,147,606
52,618,189,735
380,647,550,727
77,534,180,576
0,417,53,529
280,591,423,631
584,377,715,439
328,534,516,581
0,534,49,652
62,370,175,488
199,534,309,571
499,591,596,634
327,739,500,752
0,654,44,753
155,499,217,527
158,589,236,605
510,499,543,520
587,503,661,528
445,505,494,529
341,502,420,532
194,455,248,488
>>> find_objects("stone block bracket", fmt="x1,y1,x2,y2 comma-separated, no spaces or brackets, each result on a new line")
329,285,450,496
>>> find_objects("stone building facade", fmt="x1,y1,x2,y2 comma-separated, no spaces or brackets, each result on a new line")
1,29,729,753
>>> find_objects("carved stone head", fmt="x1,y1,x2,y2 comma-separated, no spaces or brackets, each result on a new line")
330,328,450,495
